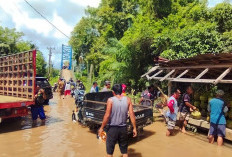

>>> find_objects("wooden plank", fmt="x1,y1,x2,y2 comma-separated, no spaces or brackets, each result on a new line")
158,64,232,70
0,95,31,103
195,68,209,79
150,77,163,80
141,66,159,77
219,80,232,83
149,70,163,80
176,69,189,78
160,70,175,81
214,68,231,85
188,117,232,141
171,78,214,83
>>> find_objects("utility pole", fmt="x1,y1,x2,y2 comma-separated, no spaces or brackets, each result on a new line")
47,47,55,80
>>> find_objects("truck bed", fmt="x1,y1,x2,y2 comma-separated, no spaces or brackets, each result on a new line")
0,95,34,109
0,95,31,103
82,92,153,132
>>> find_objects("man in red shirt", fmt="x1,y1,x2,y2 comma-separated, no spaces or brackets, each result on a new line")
165,88,181,136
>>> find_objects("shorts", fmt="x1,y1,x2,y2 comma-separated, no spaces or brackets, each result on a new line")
65,90,71,96
179,112,190,121
209,123,226,137
166,117,176,130
106,126,128,155
31,106,46,120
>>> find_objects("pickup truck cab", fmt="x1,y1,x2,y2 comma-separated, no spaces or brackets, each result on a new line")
80,91,153,135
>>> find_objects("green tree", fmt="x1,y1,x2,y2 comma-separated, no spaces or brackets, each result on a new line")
0,26,24,55
36,51,47,77
69,0,232,89
212,2,232,32
139,0,172,19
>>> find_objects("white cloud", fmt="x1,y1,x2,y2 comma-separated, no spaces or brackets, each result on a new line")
52,12,73,38
0,0,53,35
0,0,101,68
69,0,101,8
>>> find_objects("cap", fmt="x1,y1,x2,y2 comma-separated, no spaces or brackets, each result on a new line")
216,90,224,96
105,81,111,85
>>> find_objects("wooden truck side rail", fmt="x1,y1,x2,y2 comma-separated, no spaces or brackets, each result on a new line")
0,95,34,109
0,50,36,104
0,50,36,121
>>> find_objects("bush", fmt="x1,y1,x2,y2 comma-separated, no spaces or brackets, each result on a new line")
49,76,59,86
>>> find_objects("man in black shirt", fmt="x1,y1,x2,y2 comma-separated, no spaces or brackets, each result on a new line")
31,86,47,124
179,86,196,133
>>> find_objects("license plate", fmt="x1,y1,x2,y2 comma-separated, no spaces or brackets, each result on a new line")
21,103,26,106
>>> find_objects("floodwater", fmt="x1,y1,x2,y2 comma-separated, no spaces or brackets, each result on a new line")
1,94,232,157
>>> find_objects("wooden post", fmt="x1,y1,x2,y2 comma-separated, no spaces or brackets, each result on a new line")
168,81,172,97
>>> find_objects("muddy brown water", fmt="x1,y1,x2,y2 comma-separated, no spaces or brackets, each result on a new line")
1,93,232,157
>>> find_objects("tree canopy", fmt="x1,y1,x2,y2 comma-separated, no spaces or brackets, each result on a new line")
69,0,232,89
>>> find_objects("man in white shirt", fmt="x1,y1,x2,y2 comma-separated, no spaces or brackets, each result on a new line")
90,82,98,93
64,81,71,98
101,81,111,92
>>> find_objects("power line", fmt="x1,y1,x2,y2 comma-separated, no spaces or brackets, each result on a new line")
24,0,70,39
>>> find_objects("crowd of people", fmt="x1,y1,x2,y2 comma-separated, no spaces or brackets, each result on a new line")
83,81,230,156
90,81,111,93
56,78,85,99
31,78,229,156
165,87,228,147
137,85,228,146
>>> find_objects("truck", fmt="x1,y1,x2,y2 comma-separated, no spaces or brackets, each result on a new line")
0,50,52,122
80,91,153,135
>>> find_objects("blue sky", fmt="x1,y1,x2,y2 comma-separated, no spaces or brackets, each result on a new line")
0,0,230,69
208,0,232,7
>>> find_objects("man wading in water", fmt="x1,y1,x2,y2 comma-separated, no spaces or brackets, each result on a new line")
98,84,137,157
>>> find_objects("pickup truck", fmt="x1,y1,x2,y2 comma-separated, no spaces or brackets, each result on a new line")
0,50,36,122
80,91,153,134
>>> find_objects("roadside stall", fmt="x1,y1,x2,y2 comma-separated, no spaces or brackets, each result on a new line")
142,53,232,141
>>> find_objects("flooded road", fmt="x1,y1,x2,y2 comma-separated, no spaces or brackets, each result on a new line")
1,93,232,157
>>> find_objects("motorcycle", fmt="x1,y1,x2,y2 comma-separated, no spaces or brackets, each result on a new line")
74,88,85,123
